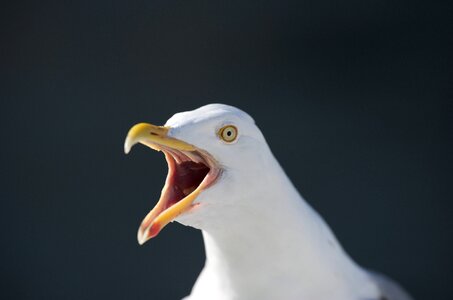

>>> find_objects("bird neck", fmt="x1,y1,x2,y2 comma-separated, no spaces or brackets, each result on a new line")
195,153,378,299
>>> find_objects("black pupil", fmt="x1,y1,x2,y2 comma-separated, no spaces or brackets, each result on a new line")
226,130,232,136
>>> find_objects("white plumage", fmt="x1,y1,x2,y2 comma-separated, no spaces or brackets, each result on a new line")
125,104,412,300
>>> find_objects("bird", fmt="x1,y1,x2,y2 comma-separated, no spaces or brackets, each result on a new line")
124,104,413,300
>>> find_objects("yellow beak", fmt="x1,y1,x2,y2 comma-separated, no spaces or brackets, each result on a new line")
124,123,202,245
124,123,196,154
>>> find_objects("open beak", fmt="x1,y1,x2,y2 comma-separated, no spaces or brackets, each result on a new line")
124,123,220,245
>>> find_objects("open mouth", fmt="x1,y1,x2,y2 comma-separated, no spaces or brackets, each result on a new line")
124,123,221,245
138,147,220,240
161,151,211,210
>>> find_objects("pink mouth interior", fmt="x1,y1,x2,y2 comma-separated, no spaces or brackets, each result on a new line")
137,148,219,241
163,158,210,210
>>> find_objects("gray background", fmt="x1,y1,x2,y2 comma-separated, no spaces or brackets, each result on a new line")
1,0,452,299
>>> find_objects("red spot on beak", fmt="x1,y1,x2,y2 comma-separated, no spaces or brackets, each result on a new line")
148,223,161,239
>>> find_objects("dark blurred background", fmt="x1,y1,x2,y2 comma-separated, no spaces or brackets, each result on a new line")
1,0,452,299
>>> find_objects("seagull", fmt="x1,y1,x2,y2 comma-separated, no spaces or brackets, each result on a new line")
124,104,413,300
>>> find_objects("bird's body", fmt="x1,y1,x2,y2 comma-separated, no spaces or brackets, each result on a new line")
125,104,413,300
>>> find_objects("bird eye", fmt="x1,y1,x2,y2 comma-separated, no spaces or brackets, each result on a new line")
218,125,238,143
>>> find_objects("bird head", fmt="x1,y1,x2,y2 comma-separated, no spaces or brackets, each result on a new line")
124,104,270,245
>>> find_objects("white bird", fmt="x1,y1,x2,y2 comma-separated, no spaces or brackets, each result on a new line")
124,104,413,300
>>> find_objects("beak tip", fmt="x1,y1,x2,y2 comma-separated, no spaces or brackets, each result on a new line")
137,230,147,245
124,144,131,154
137,223,161,245
124,136,135,154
